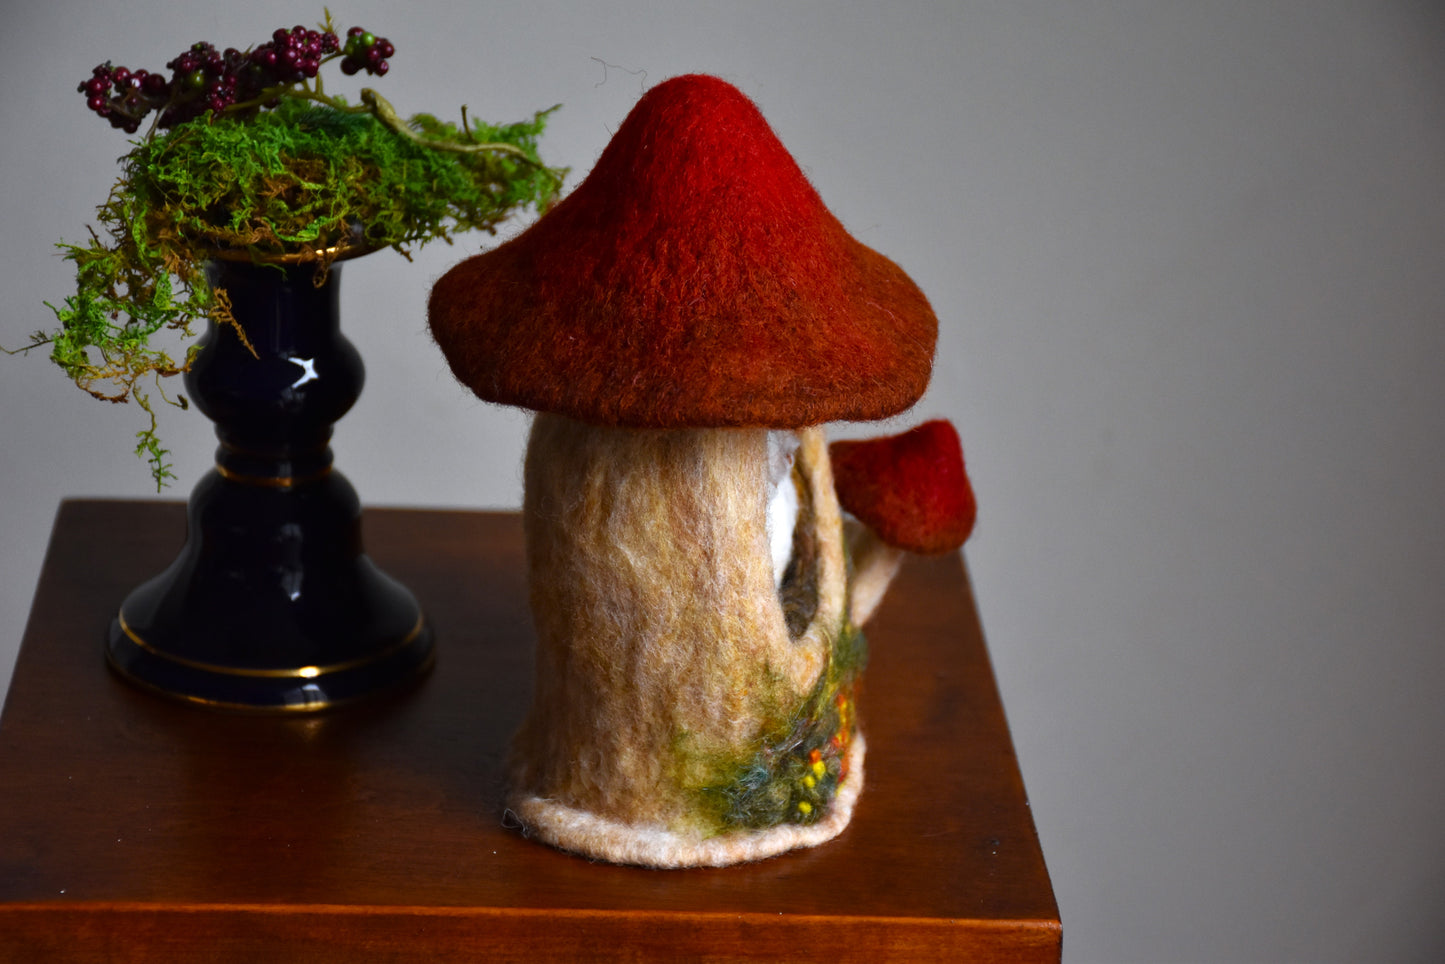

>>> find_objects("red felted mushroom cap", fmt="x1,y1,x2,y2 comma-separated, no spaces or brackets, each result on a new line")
829,419,976,554
428,73,937,429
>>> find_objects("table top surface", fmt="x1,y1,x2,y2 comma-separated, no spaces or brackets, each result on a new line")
0,499,1058,961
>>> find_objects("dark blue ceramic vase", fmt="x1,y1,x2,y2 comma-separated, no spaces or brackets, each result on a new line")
106,257,435,711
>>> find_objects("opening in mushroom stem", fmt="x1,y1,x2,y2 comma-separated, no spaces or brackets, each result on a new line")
768,430,820,640
766,430,801,586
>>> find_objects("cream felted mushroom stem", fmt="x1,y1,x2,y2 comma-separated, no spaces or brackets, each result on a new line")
428,74,944,867
514,418,863,866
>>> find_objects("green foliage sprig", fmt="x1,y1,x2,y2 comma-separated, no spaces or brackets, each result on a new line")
12,14,563,488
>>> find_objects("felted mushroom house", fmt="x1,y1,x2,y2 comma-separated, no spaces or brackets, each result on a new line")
428,74,975,868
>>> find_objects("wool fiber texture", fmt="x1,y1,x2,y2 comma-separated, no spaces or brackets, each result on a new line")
512,417,861,866
841,520,906,628
428,73,937,429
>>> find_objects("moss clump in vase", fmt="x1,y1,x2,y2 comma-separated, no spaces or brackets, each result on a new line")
16,15,564,712
19,13,563,488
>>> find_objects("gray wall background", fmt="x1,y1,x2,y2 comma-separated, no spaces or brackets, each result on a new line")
3,3,1442,961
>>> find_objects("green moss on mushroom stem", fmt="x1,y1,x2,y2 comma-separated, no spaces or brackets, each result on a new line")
691,620,867,834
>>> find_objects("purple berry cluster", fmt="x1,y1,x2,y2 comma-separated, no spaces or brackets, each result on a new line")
340,26,395,77
81,64,171,134
78,22,395,134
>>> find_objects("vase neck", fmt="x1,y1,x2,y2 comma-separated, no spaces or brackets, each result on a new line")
204,260,344,353
188,259,364,486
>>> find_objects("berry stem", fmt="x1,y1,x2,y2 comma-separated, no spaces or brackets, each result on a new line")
359,87,561,184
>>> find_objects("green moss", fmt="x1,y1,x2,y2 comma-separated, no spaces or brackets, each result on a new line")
691,620,869,834
22,83,562,489
128,97,559,257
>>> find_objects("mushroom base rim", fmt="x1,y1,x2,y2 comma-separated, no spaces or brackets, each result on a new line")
506,733,865,869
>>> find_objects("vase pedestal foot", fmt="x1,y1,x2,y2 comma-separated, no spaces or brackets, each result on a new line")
106,610,433,712
105,468,435,713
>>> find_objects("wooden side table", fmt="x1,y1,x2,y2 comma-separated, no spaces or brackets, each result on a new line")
0,500,1059,962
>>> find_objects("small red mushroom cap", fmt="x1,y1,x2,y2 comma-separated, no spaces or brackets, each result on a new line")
829,419,976,554
428,73,937,429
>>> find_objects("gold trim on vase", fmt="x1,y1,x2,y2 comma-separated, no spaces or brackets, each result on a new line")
114,610,427,679
214,462,334,489
203,239,382,266
106,646,437,714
